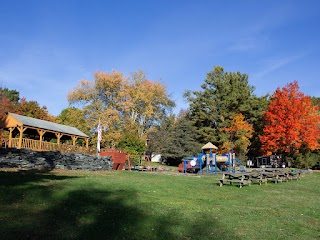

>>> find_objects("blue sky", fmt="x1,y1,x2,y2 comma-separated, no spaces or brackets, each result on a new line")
1,0,319,116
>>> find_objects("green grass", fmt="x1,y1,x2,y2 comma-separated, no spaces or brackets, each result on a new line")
0,169,319,240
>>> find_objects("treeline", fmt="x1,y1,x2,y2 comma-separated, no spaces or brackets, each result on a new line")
1,66,320,168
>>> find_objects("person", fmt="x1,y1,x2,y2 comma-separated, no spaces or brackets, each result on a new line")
145,150,152,160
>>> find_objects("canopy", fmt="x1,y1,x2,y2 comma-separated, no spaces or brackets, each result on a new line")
201,142,218,150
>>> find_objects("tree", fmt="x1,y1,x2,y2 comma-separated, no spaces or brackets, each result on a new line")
124,70,175,137
68,70,174,149
184,66,257,156
57,107,90,134
0,87,20,104
0,96,15,121
0,88,20,120
118,122,147,163
245,95,270,157
169,111,201,158
148,111,201,165
15,98,56,122
311,97,320,109
148,115,175,158
260,81,320,154
221,113,253,160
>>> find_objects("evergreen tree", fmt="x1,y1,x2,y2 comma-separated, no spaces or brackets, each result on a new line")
184,66,261,157
148,111,200,165
0,87,20,103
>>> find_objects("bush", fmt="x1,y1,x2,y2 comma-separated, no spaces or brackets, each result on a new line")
289,152,319,169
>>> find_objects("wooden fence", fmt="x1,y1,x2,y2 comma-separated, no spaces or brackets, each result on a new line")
2,138,91,154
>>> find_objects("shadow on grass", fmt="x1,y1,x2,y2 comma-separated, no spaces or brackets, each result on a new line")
0,170,240,240
0,170,80,205
0,169,77,186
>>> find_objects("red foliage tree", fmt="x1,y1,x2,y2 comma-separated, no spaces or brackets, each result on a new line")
0,95,15,120
260,81,320,154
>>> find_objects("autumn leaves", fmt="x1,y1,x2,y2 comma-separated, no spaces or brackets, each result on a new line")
260,81,320,155
67,70,174,150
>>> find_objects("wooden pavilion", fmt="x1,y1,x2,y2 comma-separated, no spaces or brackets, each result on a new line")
0,112,89,154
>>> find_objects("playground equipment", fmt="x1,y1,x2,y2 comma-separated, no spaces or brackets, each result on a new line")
178,142,245,174
100,149,156,171
136,151,152,170
100,149,131,170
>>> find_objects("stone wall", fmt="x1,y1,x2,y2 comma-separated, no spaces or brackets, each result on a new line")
0,148,113,171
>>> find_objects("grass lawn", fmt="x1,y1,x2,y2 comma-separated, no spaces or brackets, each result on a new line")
0,169,319,240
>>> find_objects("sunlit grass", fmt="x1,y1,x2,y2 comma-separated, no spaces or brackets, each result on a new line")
0,169,319,239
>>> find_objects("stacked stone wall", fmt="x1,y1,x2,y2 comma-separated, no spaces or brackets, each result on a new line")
0,148,113,171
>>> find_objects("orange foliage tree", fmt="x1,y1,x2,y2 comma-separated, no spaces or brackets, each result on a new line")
260,81,320,154
15,98,56,122
222,113,254,157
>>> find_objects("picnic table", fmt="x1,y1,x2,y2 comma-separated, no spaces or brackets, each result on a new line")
286,171,300,180
244,173,267,185
218,173,252,188
261,171,289,183
217,169,302,188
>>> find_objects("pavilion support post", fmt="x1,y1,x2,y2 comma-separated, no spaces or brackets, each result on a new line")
71,136,78,146
18,126,27,149
55,133,63,151
37,129,46,151
85,138,89,148
8,127,14,148
55,133,62,145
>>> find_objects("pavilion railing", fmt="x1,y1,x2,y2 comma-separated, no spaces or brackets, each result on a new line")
0,139,8,148
5,138,91,154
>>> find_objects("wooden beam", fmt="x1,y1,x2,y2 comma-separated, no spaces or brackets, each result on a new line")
8,127,14,148
37,129,46,151
55,133,63,145
85,138,89,148
17,126,27,149
71,136,78,146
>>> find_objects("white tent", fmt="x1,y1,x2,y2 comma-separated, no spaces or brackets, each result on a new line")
151,154,162,162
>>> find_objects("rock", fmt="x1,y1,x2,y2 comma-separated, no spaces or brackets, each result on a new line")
0,148,113,171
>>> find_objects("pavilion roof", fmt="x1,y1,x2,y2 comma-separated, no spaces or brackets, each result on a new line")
7,112,89,138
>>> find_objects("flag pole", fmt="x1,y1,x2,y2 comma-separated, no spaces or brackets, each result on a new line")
97,118,102,156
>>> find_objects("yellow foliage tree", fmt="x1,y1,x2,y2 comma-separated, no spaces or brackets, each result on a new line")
68,70,174,149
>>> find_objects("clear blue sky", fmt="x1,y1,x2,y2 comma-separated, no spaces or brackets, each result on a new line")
1,0,319,116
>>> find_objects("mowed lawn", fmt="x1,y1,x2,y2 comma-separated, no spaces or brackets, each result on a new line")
0,169,319,240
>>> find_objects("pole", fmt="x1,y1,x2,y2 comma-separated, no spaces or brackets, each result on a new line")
97,119,102,156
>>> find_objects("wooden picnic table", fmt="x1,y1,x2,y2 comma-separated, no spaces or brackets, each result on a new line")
218,173,252,188
286,171,300,180
261,171,289,183
243,173,267,185
217,170,301,188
